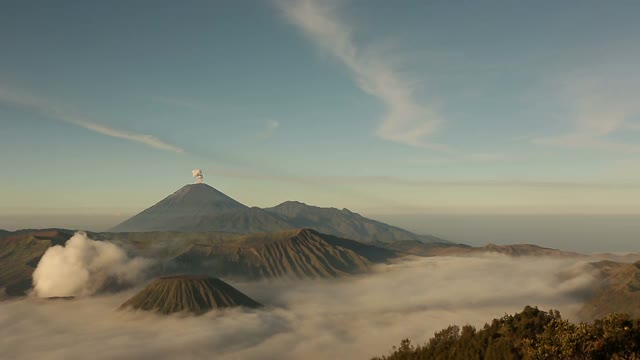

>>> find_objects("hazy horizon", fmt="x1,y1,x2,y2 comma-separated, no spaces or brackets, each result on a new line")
2,210,637,253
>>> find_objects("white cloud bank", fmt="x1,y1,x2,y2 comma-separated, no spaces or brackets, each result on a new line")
2,255,596,360
32,232,151,298
278,0,443,148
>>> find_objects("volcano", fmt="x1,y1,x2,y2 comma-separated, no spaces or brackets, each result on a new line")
171,228,399,279
119,275,262,314
110,183,290,233
110,183,448,245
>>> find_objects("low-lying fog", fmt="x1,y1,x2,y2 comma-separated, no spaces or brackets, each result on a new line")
0,253,597,360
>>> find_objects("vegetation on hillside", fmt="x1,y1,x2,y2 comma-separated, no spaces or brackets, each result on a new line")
373,306,640,360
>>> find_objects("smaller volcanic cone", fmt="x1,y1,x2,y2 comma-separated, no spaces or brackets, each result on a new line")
119,275,262,315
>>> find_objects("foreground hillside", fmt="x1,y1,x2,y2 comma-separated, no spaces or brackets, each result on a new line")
374,306,640,360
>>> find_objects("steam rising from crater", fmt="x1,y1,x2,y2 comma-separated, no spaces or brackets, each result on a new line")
192,169,204,184
32,232,151,298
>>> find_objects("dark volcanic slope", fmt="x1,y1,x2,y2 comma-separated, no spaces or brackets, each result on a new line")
112,184,248,232
173,229,399,279
120,275,262,314
264,201,447,244
191,207,293,233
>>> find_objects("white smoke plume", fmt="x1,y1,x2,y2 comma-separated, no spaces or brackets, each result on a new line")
192,169,204,184
32,232,151,298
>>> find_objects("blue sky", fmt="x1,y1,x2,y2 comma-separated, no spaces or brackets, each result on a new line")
1,0,640,220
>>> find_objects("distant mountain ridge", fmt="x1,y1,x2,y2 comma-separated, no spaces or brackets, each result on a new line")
264,201,447,243
111,183,447,244
172,228,398,279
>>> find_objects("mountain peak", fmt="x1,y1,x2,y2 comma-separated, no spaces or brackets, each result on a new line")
110,185,447,244
110,183,249,232
275,200,310,209
169,183,243,204
295,228,318,236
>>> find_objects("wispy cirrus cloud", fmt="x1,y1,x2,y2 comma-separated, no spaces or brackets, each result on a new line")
533,66,640,152
0,86,185,153
259,119,280,138
277,0,443,149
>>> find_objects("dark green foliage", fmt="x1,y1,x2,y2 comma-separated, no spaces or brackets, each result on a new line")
524,313,640,360
373,307,640,360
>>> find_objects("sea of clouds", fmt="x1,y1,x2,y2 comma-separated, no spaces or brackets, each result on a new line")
0,244,598,360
